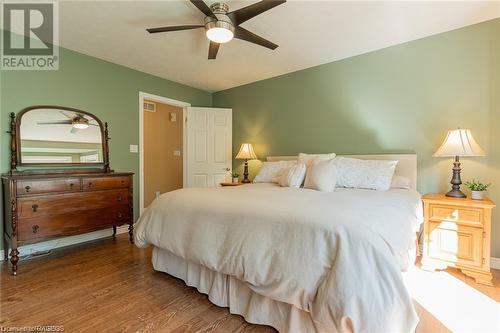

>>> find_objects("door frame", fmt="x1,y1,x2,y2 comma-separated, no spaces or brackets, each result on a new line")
138,92,190,214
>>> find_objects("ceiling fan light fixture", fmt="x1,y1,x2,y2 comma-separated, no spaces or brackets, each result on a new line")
73,123,89,129
73,117,89,129
205,20,234,43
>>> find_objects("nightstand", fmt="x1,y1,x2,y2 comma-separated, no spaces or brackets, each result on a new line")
421,193,496,285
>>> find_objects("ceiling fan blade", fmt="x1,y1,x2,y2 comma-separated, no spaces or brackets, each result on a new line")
227,0,286,25
208,41,220,59
37,120,72,125
146,25,204,33
190,0,216,19
234,26,278,50
70,127,79,134
59,110,73,119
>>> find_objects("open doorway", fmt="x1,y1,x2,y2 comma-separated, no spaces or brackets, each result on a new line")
139,92,191,213
143,100,184,207
143,99,183,208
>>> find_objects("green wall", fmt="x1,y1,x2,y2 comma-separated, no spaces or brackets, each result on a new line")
0,44,212,249
213,19,500,257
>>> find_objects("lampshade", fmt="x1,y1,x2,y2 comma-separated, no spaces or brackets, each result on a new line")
433,128,485,157
235,143,257,160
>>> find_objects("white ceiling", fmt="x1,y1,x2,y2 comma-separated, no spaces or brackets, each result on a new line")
59,1,500,92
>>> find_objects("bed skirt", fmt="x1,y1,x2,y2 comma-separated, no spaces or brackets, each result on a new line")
152,247,349,333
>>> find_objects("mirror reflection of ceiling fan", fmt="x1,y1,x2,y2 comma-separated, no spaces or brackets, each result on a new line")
146,0,286,59
37,111,99,134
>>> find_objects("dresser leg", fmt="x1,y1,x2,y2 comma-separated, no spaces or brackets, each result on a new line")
461,268,493,286
10,249,19,276
112,226,117,238
128,223,134,244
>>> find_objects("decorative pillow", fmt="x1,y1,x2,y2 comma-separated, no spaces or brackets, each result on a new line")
390,175,411,189
304,158,338,192
298,153,336,185
279,163,307,188
298,153,336,168
335,157,398,191
253,160,296,183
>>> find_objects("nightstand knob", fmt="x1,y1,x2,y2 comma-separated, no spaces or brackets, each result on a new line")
32,204,39,212
25,185,31,192
32,225,39,234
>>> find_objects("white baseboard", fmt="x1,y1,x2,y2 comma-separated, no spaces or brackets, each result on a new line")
1,225,129,259
491,257,500,270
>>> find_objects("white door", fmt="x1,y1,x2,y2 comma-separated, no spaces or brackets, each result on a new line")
186,107,232,187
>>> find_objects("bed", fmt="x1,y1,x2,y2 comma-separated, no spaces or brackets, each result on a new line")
135,154,422,333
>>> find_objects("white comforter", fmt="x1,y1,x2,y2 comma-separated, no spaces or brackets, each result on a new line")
135,183,423,333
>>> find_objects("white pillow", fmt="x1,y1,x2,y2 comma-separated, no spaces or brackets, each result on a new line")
253,160,296,183
335,157,397,191
390,175,411,189
279,163,306,188
298,153,336,168
298,153,336,185
304,158,338,192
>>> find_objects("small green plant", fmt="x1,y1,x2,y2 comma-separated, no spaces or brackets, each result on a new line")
232,172,239,178
464,179,491,192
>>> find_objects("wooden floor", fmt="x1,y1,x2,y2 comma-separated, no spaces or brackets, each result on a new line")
1,234,499,332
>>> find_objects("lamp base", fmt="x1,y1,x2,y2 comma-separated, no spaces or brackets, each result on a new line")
242,159,251,183
445,155,466,198
445,189,466,198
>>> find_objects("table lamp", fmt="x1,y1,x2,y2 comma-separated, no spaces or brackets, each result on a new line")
235,143,257,183
434,128,485,198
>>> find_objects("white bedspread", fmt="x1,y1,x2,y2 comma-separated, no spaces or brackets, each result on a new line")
135,183,423,333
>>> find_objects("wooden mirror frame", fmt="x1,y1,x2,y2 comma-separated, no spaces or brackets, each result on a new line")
9,105,111,173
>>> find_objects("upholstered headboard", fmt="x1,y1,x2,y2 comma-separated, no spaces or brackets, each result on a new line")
267,154,417,190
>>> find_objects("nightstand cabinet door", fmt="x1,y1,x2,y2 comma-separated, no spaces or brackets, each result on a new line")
427,220,483,268
422,194,495,286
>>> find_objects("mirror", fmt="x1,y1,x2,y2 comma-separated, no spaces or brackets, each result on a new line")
18,106,105,165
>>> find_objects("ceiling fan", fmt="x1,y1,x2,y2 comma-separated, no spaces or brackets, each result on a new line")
37,111,99,134
146,0,286,59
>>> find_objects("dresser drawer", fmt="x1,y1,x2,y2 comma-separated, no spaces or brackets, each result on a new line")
17,189,130,219
17,179,81,196
82,176,130,191
427,221,483,268
17,205,131,243
429,204,483,227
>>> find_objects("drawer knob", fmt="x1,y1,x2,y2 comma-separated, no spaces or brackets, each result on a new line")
32,204,39,212
25,185,31,192
32,225,39,234
118,213,123,219
88,182,93,188
117,195,122,202
70,183,74,188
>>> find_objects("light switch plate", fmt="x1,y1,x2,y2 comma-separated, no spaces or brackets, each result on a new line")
130,145,138,153
173,150,181,156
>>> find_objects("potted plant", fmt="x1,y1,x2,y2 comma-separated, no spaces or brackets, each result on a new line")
464,179,491,200
232,172,239,183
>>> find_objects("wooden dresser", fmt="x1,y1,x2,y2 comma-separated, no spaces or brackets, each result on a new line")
3,105,134,276
2,172,134,275
422,193,496,285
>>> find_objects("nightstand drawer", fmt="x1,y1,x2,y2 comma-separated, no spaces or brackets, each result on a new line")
428,221,483,268
429,204,483,227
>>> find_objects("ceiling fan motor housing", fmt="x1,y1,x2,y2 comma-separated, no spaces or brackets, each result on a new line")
204,2,234,33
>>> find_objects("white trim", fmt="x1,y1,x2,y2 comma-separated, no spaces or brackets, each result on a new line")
491,257,500,270
138,92,191,214
1,226,128,259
